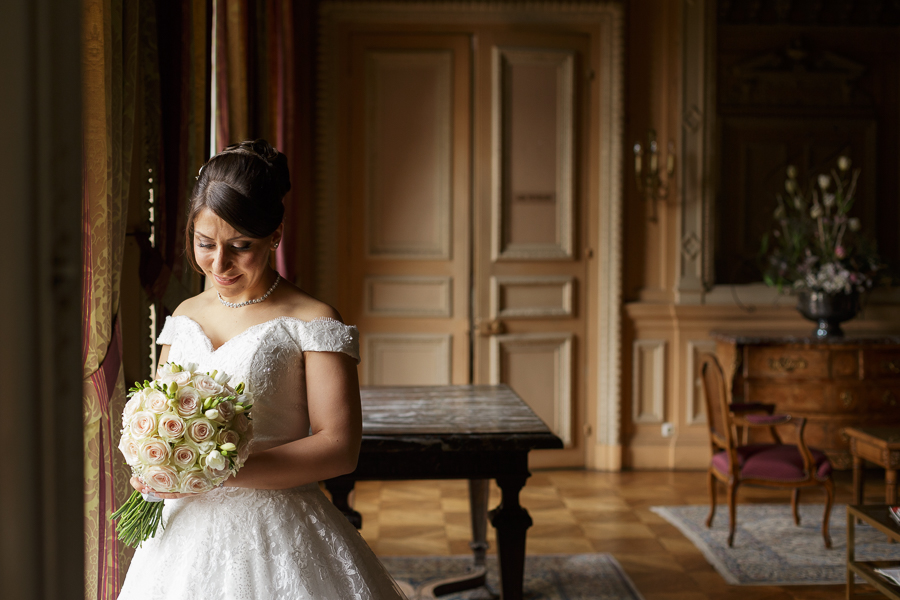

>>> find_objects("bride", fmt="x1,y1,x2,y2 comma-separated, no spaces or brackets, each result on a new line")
118,140,407,599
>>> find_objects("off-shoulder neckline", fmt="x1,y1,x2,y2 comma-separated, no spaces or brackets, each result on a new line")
165,314,352,353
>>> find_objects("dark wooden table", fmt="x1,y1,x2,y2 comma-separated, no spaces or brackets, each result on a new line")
845,427,900,506
846,505,900,599
324,385,563,600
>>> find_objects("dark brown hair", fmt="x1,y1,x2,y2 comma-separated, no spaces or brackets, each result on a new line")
185,139,291,273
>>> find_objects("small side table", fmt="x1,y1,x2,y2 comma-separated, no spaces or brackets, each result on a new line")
847,505,900,600
845,427,900,506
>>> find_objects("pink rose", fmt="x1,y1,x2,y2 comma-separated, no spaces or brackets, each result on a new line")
179,470,214,493
217,429,240,447
158,414,186,441
172,444,199,469
175,387,202,418
145,390,170,414
129,411,157,439
144,465,179,493
137,439,171,466
186,417,216,444
233,413,250,434
215,401,235,423
835,245,846,259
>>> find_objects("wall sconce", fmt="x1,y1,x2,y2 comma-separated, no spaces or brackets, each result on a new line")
633,129,675,223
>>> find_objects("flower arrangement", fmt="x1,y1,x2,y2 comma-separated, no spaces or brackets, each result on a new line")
761,156,883,295
111,362,253,547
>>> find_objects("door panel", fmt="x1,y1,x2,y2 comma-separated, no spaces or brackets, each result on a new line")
343,34,472,386
475,31,590,468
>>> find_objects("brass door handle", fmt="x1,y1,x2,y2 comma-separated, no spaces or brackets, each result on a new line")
477,319,506,336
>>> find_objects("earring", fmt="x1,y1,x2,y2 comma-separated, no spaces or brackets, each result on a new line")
272,243,279,250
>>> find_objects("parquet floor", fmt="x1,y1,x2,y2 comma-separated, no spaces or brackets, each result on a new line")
348,469,889,600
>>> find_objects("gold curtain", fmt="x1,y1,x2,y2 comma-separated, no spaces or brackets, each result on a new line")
82,0,138,597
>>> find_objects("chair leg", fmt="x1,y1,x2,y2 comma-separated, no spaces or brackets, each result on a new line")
822,478,834,549
727,481,738,547
706,469,717,528
791,488,801,526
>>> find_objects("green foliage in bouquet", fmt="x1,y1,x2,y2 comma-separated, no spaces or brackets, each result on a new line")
760,156,885,294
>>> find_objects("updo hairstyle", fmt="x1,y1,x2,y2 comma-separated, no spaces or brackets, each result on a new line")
185,139,291,273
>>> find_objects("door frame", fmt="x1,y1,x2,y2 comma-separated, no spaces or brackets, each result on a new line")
317,1,625,471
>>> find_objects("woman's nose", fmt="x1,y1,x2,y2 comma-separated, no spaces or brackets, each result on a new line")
212,248,231,272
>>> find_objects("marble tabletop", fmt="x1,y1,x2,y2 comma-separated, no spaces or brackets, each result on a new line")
358,384,563,452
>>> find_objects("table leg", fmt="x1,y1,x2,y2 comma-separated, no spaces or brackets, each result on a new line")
469,479,490,567
887,469,897,506
847,509,855,600
489,473,532,600
853,456,864,506
324,479,362,529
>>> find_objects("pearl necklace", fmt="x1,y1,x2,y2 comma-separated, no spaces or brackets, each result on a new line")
217,273,281,308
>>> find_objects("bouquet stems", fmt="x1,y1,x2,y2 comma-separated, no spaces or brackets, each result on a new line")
110,490,165,548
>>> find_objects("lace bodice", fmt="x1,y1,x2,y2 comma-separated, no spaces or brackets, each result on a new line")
157,315,360,454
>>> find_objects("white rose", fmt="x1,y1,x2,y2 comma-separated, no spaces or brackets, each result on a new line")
144,389,170,414
204,449,228,472
144,465,179,492
159,370,193,387
194,440,216,454
186,417,216,444
122,392,144,426
156,362,177,379
129,411,158,439
158,414,186,441
137,438,171,466
175,387,202,418
179,470,214,493
192,375,223,398
118,433,140,466
172,444,199,469
215,401,235,422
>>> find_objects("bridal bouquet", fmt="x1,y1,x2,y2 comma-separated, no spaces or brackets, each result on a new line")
111,362,253,547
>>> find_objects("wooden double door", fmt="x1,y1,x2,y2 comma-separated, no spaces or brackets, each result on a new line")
333,26,595,467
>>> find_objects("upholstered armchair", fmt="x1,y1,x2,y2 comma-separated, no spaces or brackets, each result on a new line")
700,353,835,548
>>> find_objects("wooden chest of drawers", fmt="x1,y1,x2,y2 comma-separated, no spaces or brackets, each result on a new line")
712,332,900,469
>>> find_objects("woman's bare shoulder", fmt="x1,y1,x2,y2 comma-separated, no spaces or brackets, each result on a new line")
280,285,344,324
170,289,216,320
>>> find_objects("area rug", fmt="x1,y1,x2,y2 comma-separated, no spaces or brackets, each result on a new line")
382,554,644,600
652,504,900,585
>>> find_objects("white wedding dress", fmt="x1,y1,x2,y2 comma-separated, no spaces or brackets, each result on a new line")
118,315,408,600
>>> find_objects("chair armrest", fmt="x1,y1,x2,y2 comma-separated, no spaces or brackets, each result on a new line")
729,402,776,415
732,414,791,427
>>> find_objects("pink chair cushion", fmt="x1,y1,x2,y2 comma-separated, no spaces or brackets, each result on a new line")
711,444,832,482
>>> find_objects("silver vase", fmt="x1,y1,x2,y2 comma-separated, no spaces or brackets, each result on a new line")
796,290,860,338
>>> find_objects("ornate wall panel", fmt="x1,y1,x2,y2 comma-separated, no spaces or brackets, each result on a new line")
363,333,453,386
492,47,575,261
489,333,574,446
632,339,666,424
365,51,452,259
490,275,574,319
364,275,452,317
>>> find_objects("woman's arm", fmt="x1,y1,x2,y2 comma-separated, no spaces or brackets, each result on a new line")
223,350,363,490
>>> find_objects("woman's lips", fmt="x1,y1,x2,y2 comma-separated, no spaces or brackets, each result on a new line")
214,274,241,286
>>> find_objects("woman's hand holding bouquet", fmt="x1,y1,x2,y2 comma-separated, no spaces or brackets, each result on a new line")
111,362,254,547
